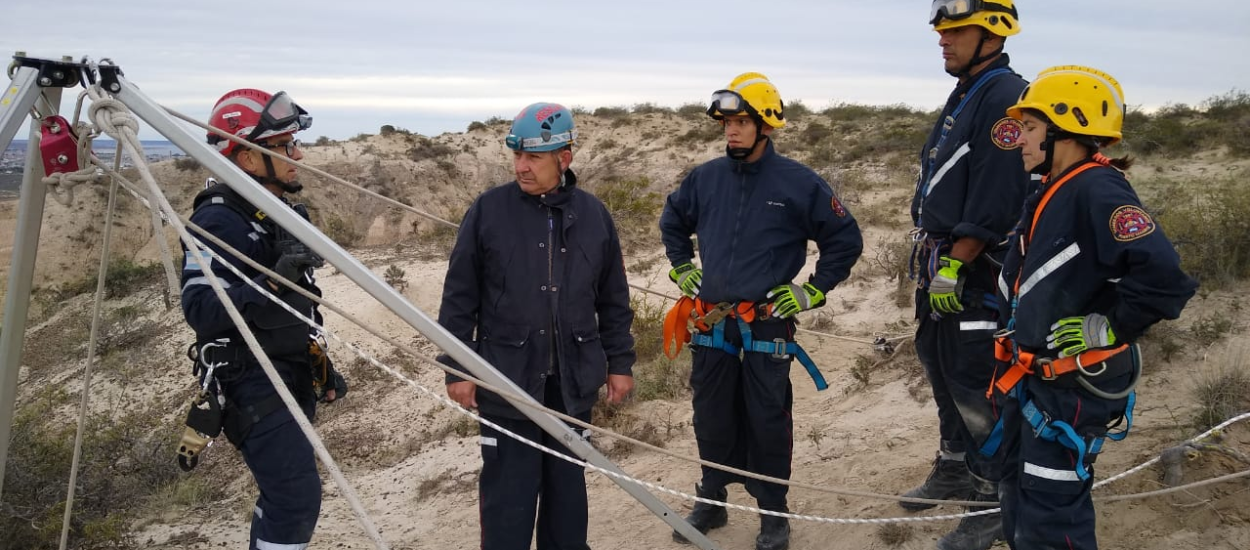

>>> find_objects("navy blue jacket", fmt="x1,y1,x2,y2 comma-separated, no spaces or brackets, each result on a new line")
911,55,1030,290
659,140,863,303
437,172,636,419
181,183,322,406
997,162,1197,352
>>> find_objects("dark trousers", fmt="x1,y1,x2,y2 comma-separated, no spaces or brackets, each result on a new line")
479,378,592,550
914,298,1002,482
238,404,322,550
999,368,1133,550
690,317,794,509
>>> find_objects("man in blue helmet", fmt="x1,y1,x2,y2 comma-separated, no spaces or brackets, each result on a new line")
436,102,636,550
901,2,1030,549
661,72,863,550
181,88,346,550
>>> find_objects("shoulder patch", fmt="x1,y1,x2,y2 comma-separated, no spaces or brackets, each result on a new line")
1109,205,1156,242
990,117,1023,150
830,196,847,218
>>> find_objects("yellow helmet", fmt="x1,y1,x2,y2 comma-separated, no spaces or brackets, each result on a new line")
707,72,787,129
1007,65,1126,147
931,0,1020,37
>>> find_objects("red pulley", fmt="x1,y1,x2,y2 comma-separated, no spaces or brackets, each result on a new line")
39,115,80,175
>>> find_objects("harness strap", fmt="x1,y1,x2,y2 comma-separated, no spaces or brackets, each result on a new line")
689,318,829,391
991,340,1128,396
663,297,763,359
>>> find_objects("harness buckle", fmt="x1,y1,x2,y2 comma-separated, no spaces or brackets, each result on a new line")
770,338,790,360
699,302,735,327
1036,357,1058,380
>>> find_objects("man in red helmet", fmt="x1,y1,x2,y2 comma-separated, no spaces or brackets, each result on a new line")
181,88,345,549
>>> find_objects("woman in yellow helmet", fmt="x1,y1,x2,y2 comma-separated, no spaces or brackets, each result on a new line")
991,66,1197,549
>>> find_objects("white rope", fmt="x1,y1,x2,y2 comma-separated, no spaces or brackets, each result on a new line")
1094,410,1250,489
85,87,390,550
38,117,106,205
57,159,123,550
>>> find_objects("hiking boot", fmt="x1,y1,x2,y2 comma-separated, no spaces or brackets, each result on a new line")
672,483,729,544
899,452,973,511
936,491,1002,550
755,509,790,550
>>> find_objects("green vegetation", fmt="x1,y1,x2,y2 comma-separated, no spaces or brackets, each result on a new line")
61,259,165,299
588,176,663,252
1121,90,1250,158
1151,170,1250,290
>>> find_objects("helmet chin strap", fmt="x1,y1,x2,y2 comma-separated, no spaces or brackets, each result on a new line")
727,120,767,160
260,154,302,194
946,30,1003,79
1032,126,1058,176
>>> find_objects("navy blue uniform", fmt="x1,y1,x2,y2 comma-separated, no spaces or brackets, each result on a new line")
437,171,635,550
909,55,1029,484
659,140,862,508
181,183,324,550
995,161,1196,549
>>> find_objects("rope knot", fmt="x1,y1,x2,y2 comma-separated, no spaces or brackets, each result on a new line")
88,96,140,139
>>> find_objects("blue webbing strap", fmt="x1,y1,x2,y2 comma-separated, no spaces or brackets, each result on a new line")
690,318,829,391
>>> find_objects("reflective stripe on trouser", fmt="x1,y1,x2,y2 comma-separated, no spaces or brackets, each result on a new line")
689,317,794,509
914,300,1003,482
240,406,321,550
479,378,592,550
998,371,1133,550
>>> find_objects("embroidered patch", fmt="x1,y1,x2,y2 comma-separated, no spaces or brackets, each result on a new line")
830,196,847,218
1109,205,1156,242
990,117,1023,150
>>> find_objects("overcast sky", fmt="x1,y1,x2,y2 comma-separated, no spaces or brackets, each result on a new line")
4,1,1248,141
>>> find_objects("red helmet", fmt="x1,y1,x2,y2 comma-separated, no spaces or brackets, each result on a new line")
207,88,312,156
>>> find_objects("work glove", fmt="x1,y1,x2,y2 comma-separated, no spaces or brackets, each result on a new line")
668,262,703,298
766,282,826,319
928,256,965,314
272,241,324,287
1047,313,1116,358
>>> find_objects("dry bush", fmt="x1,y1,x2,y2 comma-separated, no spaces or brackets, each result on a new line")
1151,170,1250,290
1190,343,1250,430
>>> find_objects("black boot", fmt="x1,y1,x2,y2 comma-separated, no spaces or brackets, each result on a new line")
755,508,790,550
672,483,729,544
899,450,973,511
936,487,1002,550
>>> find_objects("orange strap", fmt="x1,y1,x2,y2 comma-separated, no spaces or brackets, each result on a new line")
991,340,1128,395
662,298,763,359
1014,161,1102,295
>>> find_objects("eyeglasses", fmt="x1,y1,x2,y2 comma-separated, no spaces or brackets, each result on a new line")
247,91,313,141
263,139,301,157
929,0,1015,25
707,90,749,117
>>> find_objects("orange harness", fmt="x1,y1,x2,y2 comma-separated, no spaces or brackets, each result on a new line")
990,160,1127,396
663,297,762,359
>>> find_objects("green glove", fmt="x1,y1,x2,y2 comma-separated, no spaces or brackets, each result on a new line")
1047,313,1116,358
669,262,703,298
928,256,965,314
766,282,826,319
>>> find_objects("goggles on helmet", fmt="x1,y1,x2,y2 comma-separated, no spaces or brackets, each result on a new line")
707,90,753,118
247,91,313,141
929,0,1015,25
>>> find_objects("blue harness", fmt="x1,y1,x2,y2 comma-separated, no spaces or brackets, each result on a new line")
980,383,1135,481
691,317,829,391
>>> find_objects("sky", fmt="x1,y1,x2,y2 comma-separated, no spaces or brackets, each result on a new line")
3,1,1248,141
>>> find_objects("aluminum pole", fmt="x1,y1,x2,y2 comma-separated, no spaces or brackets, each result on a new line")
0,83,61,498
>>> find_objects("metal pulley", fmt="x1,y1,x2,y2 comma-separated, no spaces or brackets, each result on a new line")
39,114,80,175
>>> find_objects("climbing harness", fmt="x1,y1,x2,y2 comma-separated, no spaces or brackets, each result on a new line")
663,297,828,390
176,339,231,471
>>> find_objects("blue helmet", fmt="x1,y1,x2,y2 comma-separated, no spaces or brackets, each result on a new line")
506,102,577,152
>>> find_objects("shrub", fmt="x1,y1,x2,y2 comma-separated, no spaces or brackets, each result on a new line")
1152,171,1250,289
407,137,455,162
467,121,488,132
173,157,200,172
384,264,408,292
593,106,629,118
0,396,183,550
589,177,662,252
631,103,672,115
1191,344,1250,430
676,103,706,120
314,136,333,146
786,99,812,120
380,124,397,136
62,259,165,298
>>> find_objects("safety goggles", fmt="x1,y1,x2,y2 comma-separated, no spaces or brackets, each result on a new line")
929,0,1015,25
247,91,312,141
707,90,750,117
